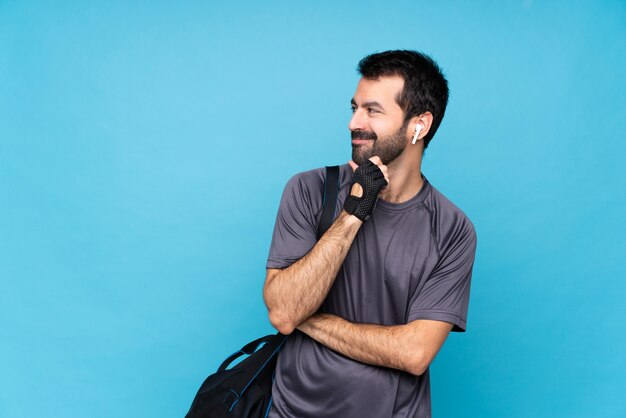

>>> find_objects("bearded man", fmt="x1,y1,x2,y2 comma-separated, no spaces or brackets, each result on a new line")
263,50,477,418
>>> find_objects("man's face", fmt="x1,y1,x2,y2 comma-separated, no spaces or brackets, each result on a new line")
349,75,408,166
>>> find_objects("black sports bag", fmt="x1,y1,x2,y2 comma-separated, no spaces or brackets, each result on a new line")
184,165,340,418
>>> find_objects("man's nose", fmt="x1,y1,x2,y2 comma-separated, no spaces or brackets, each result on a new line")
348,109,366,132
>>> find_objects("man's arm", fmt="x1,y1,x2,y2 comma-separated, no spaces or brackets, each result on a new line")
263,211,362,335
264,157,388,335
297,314,453,376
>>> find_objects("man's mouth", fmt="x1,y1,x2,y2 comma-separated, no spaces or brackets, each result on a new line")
351,131,377,144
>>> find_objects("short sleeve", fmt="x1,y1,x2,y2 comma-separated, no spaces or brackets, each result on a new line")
266,172,322,269
407,220,477,332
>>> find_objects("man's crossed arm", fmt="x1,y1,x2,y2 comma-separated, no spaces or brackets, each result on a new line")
297,314,453,376
263,210,363,335
264,158,389,334
263,156,453,376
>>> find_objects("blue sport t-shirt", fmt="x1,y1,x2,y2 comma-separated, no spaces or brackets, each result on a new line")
266,164,477,418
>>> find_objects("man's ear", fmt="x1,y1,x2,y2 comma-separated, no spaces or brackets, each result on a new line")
406,112,434,142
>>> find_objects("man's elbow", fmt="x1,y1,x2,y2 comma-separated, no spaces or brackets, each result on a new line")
405,348,430,377
268,309,296,335
263,291,296,335
263,277,297,334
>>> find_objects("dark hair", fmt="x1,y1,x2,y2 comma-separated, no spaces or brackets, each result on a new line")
357,50,449,150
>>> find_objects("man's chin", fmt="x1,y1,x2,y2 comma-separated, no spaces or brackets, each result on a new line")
351,153,373,166
351,144,372,166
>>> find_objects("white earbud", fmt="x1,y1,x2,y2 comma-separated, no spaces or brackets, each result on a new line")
412,124,423,144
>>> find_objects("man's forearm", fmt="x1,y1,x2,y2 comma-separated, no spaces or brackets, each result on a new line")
296,313,417,374
296,313,452,376
263,211,362,334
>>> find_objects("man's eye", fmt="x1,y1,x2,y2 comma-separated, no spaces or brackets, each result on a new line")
350,107,356,113
368,108,378,113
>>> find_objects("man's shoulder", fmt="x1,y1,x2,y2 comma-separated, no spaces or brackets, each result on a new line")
283,164,351,197
423,181,477,251
284,166,326,190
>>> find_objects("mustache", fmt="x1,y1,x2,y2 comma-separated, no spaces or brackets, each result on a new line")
351,130,377,141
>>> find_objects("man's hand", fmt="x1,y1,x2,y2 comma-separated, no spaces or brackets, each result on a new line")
344,156,389,221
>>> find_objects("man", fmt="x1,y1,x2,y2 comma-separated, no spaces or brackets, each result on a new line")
263,50,477,418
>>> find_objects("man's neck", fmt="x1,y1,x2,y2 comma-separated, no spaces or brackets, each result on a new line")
378,155,424,204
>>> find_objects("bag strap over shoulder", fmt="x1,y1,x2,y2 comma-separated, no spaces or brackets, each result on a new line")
317,165,340,240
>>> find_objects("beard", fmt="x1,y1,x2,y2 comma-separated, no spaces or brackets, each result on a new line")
351,120,409,166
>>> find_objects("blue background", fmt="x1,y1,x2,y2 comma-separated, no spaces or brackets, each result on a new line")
1,1,625,417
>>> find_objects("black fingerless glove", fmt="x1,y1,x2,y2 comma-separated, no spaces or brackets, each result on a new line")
343,160,388,221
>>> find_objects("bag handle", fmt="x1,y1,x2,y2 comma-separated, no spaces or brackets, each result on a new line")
220,333,289,396
217,335,277,372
